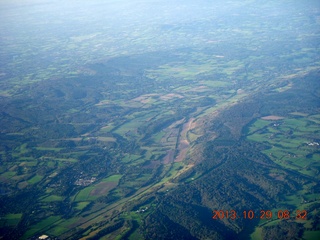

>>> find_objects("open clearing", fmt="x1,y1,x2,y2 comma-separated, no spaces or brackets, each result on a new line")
261,115,285,120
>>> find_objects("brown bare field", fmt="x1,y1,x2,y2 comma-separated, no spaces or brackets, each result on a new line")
175,140,189,162
269,173,285,181
96,137,116,142
89,182,118,196
178,85,209,93
261,115,285,120
159,93,184,101
236,88,245,94
174,118,195,162
63,138,83,141
18,181,28,189
143,160,161,169
163,149,175,164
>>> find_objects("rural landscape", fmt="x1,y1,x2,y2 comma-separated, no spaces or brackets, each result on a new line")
0,0,319,239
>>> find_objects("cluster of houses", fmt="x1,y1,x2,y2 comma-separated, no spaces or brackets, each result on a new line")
74,177,96,186
28,234,59,240
136,207,148,213
307,142,319,146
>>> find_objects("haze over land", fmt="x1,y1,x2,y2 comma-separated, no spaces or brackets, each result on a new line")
0,0,319,239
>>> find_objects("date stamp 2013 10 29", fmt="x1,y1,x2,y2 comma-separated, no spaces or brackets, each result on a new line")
212,210,307,220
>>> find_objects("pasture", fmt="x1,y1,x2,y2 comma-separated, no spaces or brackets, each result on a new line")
74,175,122,202
246,115,320,178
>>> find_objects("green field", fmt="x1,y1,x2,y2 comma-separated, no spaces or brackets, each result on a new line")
75,201,90,211
41,195,64,202
74,187,98,202
246,115,320,178
74,175,122,202
23,216,61,239
28,175,43,184
303,231,320,240
103,175,122,182
0,214,22,227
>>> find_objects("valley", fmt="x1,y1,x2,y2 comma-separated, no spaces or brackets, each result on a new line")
0,0,319,239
